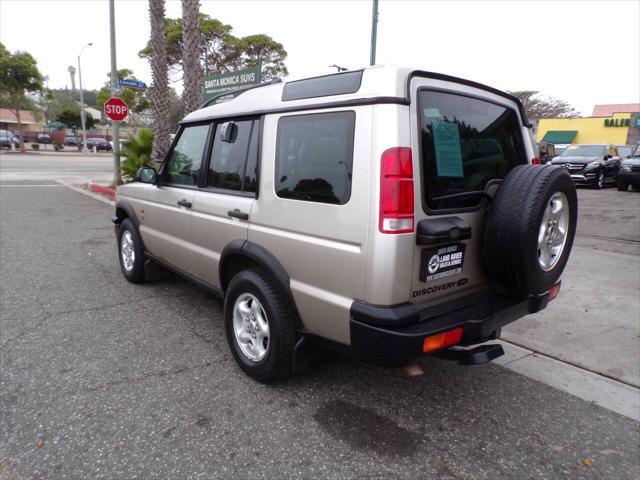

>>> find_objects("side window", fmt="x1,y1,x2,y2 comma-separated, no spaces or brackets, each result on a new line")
207,119,259,193
275,111,355,205
165,124,209,186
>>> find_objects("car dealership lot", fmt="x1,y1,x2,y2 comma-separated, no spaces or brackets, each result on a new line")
1,155,639,479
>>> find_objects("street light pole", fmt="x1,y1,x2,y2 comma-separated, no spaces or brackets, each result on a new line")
77,42,92,153
109,0,121,185
370,0,379,66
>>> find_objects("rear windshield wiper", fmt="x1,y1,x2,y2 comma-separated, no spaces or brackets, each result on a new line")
432,190,493,203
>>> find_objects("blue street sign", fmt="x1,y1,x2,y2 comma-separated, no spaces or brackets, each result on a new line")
118,78,147,89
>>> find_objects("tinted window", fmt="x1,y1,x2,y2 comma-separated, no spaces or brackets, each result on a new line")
165,124,209,186
243,122,259,193
208,120,254,191
419,91,526,210
282,71,362,101
275,111,355,205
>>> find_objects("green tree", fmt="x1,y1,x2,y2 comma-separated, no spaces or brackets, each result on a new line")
96,69,150,133
148,0,171,163
507,91,579,120
0,93,42,122
56,109,96,130
0,43,44,152
139,13,288,82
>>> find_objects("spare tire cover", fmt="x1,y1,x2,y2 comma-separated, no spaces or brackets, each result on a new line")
484,164,577,296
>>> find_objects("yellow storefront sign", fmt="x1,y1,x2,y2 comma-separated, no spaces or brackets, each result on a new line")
537,113,632,145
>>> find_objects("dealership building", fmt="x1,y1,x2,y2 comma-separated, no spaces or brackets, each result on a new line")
536,103,640,146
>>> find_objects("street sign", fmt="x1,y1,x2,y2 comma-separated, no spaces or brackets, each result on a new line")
118,78,147,90
202,66,261,102
104,97,129,121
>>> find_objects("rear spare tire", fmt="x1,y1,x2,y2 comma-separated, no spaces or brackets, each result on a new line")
484,165,577,296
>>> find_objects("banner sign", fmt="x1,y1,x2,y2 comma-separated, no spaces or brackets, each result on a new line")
202,66,262,102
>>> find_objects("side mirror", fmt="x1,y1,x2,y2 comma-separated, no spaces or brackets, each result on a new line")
219,122,238,143
137,167,157,184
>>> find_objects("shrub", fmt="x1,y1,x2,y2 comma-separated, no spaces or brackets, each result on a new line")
31,143,40,150
53,140,63,151
120,128,154,182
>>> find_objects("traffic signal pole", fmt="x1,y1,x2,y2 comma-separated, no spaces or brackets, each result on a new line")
109,0,122,185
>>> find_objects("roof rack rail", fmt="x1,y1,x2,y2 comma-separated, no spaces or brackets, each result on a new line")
199,78,283,109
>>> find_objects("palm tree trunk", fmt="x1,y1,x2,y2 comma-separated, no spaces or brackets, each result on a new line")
148,0,170,164
181,0,202,115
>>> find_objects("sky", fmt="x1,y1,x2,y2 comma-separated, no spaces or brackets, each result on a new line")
1,0,639,116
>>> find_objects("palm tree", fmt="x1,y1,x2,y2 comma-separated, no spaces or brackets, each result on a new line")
148,0,170,163
181,0,202,114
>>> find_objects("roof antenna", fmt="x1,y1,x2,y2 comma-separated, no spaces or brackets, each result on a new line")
329,64,348,72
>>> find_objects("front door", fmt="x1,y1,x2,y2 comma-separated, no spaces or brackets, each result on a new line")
189,118,260,286
140,123,210,274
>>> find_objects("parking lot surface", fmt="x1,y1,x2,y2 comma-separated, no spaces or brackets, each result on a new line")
1,158,639,479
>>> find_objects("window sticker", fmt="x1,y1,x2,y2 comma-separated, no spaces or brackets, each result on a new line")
432,120,463,178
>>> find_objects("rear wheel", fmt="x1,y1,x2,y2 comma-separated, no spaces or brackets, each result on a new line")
484,165,577,296
224,269,296,383
617,179,628,191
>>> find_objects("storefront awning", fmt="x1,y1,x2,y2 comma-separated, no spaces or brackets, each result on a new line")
541,130,577,144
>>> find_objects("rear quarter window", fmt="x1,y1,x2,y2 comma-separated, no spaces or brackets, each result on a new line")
275,111,355,205
418,90,527,211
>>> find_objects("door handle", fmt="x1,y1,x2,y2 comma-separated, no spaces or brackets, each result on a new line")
227,209,249,220
177,199,192,208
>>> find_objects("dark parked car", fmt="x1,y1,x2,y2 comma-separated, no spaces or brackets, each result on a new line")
82,137,111,151
617,146,640,191
549,143,620,189
36,133,52,144
0,130,19,148
64,136,79,146
616,145,634,159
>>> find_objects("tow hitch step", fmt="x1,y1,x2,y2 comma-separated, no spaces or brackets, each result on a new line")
435,343,504,365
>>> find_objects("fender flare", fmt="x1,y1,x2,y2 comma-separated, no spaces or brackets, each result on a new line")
113,200,139,229
220,240,303,329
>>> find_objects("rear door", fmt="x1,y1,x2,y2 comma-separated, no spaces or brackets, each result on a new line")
189,118,259,286
409,80,533,308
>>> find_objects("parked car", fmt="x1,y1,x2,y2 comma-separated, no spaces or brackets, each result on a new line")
617,145,640,191
0,129,19,148
549,143,620,189
36,133,52,144
113,66,577,383
616,145,634,159
83,137,112,151
538,142,556,163
64,136,79,146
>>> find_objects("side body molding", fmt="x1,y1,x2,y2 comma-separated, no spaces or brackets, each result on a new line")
219,240,303,329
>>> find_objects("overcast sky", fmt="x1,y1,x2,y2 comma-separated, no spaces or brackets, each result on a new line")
1,0,638,115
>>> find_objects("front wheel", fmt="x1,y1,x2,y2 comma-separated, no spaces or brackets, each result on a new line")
117,218,145,283
593,172,604,189
224,270,296,383
617,179,628,191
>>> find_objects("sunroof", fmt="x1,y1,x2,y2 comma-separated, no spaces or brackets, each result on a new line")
282,71,363,101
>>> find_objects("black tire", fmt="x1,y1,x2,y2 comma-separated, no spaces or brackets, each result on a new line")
484,165,577,296
117,218,145,283
593,171,604,189
617,179,628,191
224,269,296,383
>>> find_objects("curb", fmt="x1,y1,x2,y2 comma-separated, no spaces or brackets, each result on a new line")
88,183,117,200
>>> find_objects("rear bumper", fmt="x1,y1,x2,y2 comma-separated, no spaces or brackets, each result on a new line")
349,290,550,364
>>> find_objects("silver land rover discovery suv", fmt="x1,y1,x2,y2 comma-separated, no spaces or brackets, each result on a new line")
114,66,577,383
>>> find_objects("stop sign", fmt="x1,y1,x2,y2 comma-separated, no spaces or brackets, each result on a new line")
104,97,129,121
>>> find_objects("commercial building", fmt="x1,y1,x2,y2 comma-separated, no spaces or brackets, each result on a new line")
0,108,43,133
537,103,640,146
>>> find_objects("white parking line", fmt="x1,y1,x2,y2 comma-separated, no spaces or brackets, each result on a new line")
496,341,640,422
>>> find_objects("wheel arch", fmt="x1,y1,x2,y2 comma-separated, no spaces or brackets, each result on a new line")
220,240,303,330
113,200,139,229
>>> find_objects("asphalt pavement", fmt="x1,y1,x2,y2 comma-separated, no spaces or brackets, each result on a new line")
1,154,639,479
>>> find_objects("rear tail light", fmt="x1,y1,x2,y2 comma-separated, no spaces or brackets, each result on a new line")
379,147,414,234
548,282,561,301
423,327,464,353
531,157,542,165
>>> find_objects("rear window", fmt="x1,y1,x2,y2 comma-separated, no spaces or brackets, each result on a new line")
418,90,527,211
282,71,362,101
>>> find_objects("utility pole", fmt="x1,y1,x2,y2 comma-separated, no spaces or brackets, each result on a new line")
109,0,121,185
370,0,379,66
77,43,92,153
